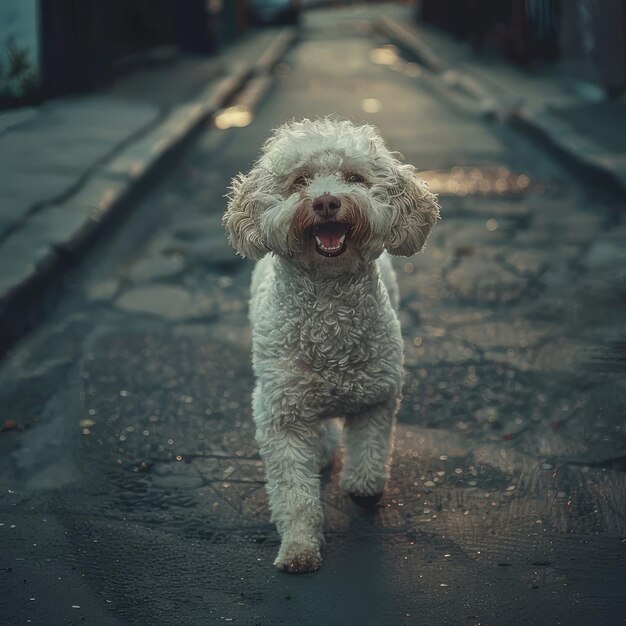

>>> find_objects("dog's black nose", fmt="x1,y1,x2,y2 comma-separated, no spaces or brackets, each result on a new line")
312,193,341,217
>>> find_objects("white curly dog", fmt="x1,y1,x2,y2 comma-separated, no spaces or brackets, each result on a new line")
223,118,439,573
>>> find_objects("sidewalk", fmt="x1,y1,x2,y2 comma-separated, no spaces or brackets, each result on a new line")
0,27,296,354
377,15,626,198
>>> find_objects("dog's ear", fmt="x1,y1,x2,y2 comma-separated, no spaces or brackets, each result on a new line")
385,164,440,257
223,167,271,260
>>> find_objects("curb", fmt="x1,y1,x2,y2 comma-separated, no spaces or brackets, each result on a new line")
376,16,626,199
376,16,494,108
0,28,297,356
511,107,626,197
254,28,295,75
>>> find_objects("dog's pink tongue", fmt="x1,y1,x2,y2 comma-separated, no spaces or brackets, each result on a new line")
314,222,350,249
317,231,343,248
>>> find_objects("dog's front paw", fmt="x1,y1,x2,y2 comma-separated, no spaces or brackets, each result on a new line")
274,541,321,574
339,469,388,500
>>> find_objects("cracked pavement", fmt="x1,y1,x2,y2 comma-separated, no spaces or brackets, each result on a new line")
1,6,625,626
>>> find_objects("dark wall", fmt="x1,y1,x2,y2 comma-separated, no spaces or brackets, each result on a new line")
418,0,560,65
39,0,222,99
40,0,113,98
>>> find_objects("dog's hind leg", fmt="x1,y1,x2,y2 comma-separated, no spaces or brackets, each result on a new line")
339,399,398,503
319,418,342,472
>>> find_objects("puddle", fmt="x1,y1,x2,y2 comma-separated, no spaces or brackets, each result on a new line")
214,105,253,130
361,97,382,113
369,44,423,77
369,44,401,66
419,165,561,197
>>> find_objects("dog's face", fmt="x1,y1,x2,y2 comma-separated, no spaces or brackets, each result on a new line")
224,119,440,271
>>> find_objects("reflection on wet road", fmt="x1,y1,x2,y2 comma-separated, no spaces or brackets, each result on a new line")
1,5,625,626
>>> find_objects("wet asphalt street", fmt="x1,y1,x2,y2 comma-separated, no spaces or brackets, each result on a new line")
1,7,625,626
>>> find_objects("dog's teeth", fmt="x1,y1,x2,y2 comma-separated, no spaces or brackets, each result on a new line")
314,232,347,254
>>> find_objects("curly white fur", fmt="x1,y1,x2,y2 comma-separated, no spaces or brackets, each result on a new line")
223,118,440,573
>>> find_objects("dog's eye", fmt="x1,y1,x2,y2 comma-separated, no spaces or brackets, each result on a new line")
346,173,365,184
293,174,310,189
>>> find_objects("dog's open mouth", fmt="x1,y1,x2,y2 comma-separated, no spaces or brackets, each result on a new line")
312,222,352,257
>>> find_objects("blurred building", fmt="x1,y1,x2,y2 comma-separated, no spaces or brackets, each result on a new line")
559,0,626,96
417,0,626,96
0,0,250,108
0,0,40,107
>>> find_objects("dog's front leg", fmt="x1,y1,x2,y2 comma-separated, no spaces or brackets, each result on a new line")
340,399,398,503
255,407,325,574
